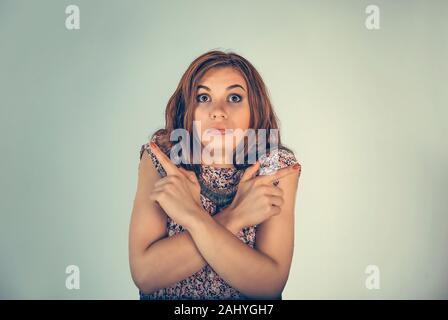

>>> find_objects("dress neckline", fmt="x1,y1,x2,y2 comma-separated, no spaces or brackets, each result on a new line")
195,164,244,211
198,165,243,185
201,164,239,173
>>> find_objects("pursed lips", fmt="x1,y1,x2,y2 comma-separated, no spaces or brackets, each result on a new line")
206,127,233,135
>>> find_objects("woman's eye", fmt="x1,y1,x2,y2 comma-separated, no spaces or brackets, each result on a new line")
196,94,210,103
228,94,242,103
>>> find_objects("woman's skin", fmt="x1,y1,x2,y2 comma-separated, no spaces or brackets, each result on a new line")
129,67,300,299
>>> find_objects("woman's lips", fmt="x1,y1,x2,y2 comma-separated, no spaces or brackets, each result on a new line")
206,128,233,135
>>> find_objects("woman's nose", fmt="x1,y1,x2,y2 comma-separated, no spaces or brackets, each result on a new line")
209,105,227,120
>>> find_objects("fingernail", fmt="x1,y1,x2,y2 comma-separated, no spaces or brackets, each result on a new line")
292,163,300,170
150,142,157,149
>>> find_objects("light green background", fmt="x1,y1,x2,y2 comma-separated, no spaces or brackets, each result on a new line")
0,0,447,299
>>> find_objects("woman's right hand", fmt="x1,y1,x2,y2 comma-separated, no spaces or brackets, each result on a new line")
225,162,301,230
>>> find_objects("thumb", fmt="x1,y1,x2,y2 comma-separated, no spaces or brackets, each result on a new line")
241,161,260,182
178,167,198,184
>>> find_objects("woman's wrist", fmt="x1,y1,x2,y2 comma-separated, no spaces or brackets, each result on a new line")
182,203,208,231
183,204,241,236
215,207,241,235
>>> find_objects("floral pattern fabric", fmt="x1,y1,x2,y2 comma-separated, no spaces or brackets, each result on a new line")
138,136,300,300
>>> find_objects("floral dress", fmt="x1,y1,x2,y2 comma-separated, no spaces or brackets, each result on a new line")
138,137,300,300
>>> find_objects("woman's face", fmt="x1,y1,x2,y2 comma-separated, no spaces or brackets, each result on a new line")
193,67,251,166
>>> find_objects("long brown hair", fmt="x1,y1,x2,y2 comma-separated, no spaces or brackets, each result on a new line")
151,50,290,171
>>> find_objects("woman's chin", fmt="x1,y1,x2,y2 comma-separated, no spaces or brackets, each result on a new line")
199,144,235,165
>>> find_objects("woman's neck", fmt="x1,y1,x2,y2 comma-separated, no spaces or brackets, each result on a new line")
200,149,236,169
201,162,235,169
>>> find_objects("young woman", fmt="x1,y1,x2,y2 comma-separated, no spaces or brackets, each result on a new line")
129,50,302,300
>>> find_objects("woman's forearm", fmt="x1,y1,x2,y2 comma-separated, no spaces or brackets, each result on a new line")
188,212,283,299
137,209,240,294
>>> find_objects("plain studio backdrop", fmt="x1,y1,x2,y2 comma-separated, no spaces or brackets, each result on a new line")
0,0,447,299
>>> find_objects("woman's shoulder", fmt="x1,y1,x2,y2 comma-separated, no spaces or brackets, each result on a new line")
257,146,302,176
139,134,167,178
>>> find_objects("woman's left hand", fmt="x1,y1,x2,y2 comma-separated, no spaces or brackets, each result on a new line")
148,142,205,230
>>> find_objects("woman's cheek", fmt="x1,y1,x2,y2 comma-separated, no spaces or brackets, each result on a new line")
237,104,251,130
193,107,207,133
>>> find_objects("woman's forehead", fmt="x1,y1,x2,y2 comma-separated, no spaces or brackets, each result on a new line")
197,67,247,90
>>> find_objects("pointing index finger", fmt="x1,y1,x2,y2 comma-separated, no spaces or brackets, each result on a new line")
149,142,179,176
259,163,300,183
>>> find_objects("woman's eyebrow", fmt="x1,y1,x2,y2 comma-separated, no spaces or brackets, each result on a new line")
226,84,246,91
197,84,246,91
197,85,211,91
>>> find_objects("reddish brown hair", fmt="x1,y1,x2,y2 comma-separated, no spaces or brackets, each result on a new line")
151,50,290,171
